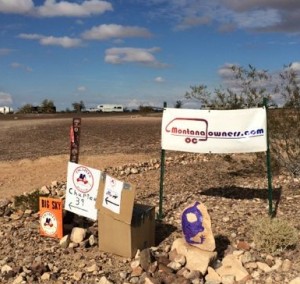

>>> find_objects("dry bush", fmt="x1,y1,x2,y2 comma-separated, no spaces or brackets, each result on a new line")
268,108,300,178
252,217,298,254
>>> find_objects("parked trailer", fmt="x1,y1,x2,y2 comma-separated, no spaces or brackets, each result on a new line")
0,106,13,114
97,104,124,112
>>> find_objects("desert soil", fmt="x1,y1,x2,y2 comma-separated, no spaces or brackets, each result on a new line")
0,114,161,199
0,113,299,284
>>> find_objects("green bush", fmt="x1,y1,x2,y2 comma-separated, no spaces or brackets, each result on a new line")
252,217,298,254
14,190,41,212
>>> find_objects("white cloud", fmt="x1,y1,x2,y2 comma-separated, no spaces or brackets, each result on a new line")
36,0,113,17
105,47,167,68
18,33,42,40
77,86,87,92
0,0,33,14
0,91,13,105
19,33,82,48
82,24,152,40
40,36,82,48
154,76,165,83
10,62,32,72
0,48,13,56
0,0,112,17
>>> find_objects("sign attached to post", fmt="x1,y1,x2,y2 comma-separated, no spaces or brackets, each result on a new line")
102,175,124,214
39,197,63,239
161,108,267,154
65,161,101,220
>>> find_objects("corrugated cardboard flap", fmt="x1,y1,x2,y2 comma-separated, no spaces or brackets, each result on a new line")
96,174,135,224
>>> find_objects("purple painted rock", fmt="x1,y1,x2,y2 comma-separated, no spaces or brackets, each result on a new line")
181,201,215,252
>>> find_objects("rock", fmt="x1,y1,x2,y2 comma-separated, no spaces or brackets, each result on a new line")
171,238,217,274
221,275,235,284
181,201,216,252
73,271,83,281
1,264,13,274
216,254,249,282
98,276,114,284
39,186,50,195
41,272,51,281
86,263,98,273
289,277,300,284
12,274,24,284
59,235,70,248
88,234,97,246
70,227,87,243
237,241,251,251
205,267,221,284
282,259,292,272
257,261,272,273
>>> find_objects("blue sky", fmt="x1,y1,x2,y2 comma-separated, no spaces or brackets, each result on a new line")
0,0,300,111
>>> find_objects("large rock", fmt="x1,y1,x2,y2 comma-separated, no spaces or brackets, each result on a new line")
171,238,217,275
216,254,249,282
181,201,215,252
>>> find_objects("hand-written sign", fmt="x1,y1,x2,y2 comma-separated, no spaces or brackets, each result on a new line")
102,175,124,214
39,197,63,239
65,162,101,220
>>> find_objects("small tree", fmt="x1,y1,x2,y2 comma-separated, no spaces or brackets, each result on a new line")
185,64,273,109
18,104,33,113
174,100,183,108
72,100,85,112
41,99,56,113
269,64,300,178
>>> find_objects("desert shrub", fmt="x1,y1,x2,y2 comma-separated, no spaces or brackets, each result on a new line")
14,190,41,212
268,108,300,178
252,217,298,254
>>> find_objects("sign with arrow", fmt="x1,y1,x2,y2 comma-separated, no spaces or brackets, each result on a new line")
102,175,124,214
65,161,101,220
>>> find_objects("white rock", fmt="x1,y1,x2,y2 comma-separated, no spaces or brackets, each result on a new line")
98,276,114,284
282,259,292,272
221,275,235,284
59,235,70,248
171,238,217,275
205,267,221,284
70,227,87,243
1,264,12,274
289,277,300,284
167,261,182,271
73,271,83,281
41,272,51,281
256,261,272,273
216,254,249,282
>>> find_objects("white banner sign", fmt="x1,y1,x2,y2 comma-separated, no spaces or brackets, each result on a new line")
65,162,101,220
161,108,267,154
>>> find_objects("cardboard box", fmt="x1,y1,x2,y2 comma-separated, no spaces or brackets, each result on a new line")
96,176,155,258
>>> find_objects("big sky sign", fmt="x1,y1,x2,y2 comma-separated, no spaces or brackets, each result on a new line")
161,108,267,154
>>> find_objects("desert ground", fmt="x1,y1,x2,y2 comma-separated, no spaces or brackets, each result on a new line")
0,113,162,199
0,113,299,283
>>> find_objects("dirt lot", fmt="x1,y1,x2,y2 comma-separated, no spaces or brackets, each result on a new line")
0,114,162,199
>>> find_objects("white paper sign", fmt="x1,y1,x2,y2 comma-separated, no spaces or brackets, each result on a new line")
65,162,101,220
102,175,123,214
162,108,267,154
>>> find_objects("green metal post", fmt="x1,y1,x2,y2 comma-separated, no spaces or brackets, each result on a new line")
263,98,273,216
158,102,167,219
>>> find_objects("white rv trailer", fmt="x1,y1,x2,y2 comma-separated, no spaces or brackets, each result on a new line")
0,106,13,114
97,104,123,112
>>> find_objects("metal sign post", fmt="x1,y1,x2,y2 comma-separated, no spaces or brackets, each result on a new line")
158,102,167,219
263,98,274,216
70,118,81,163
